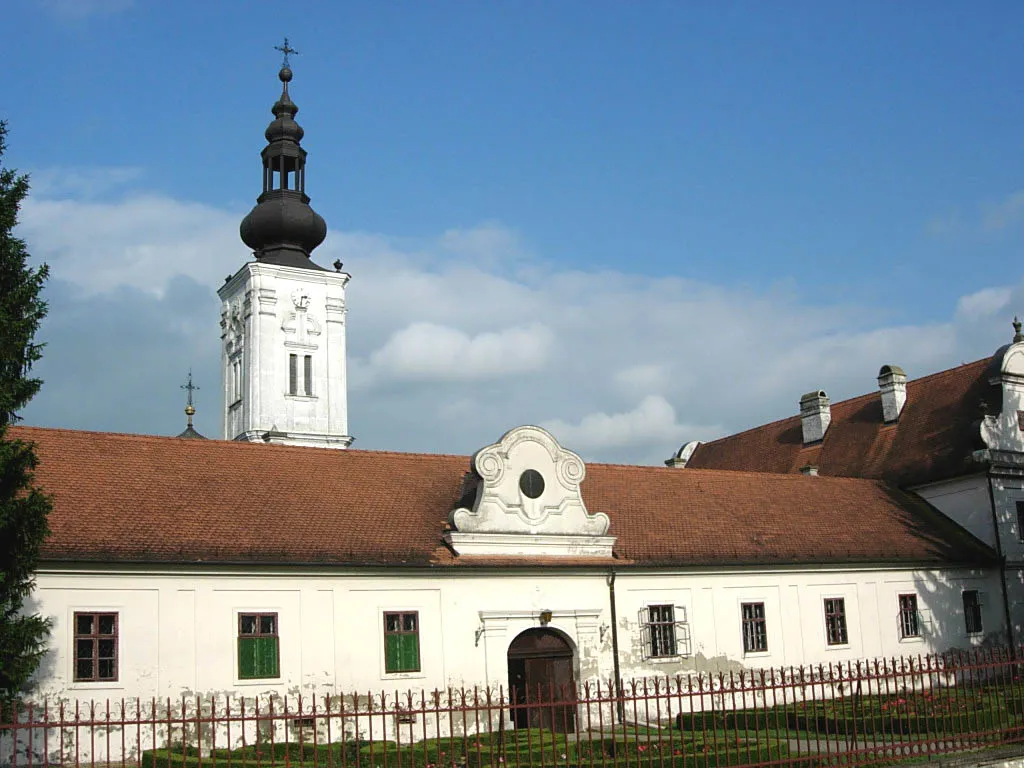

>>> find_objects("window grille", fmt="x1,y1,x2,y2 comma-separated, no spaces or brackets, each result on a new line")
898,594,922,639
741,602,768,653
640,605,691,658
824,598,848,645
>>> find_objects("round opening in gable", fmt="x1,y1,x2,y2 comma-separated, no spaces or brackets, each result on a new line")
519,469,545,499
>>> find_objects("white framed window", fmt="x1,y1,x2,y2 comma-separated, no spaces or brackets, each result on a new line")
303,355,313,396
823,598,848,646
640,605,690,659
897,594,931,639
741,602,768,653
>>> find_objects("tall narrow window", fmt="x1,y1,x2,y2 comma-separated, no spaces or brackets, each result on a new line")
824,598,848,645
645,605,677,657
238,613,279,679
303,355,313,396
384,612,420,673
73,612,118,682
288,354,298,395
741,602,768,653
898,594,920,638
1017,501,1024,542
963,590,983,635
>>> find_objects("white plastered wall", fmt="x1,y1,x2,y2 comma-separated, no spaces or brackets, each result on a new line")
30,563,1002,705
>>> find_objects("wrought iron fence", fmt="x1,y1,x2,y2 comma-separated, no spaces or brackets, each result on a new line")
3,647,1024,768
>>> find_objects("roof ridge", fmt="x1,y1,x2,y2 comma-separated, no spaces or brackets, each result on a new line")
12,424,474,462
697,356,990,448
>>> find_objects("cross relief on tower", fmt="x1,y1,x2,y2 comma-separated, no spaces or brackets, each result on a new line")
446,426,615,557
282,289,322,348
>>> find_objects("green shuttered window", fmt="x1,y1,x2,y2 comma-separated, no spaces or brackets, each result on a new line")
238,613,279,679
384,612,420,673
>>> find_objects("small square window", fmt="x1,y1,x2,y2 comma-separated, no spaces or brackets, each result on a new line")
73,612,118,682
384,611,420,673
741,602,767,653
824,598,848,645
238,612,279,679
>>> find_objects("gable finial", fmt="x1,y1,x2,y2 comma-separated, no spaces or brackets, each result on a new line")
1014,316,1023,344
181,369,200,425
275,37,299,69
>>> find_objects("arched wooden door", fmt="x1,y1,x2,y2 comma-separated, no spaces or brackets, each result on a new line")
507,628,576,733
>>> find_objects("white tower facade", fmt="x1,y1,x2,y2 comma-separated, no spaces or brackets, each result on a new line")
220,58,353,448
219,263,352,448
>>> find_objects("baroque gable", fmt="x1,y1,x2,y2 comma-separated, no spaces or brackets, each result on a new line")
446,426,615,557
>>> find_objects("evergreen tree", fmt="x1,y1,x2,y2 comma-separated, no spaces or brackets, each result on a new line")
0,120,52,700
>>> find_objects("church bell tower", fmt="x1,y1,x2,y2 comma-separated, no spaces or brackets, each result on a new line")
219,47,353,449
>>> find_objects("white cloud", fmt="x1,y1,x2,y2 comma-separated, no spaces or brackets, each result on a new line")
18,174,1024,463
542,396,717,455
28,166,143,199
19,194,247,298
957,287,1013,321
369,322,553,381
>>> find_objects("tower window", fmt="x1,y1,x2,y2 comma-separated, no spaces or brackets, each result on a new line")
289,354,298,395
304,355,313,396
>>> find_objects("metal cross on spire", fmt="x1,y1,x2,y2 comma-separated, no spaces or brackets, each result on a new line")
181,369,200,408
275,37,299,68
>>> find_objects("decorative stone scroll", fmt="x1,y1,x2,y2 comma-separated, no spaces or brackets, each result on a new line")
446,426,615,557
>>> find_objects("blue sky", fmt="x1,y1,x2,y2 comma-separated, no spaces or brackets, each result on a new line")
6,1,1024,462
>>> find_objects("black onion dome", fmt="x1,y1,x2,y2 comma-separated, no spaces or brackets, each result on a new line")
240,195,327,254
238,64,327,270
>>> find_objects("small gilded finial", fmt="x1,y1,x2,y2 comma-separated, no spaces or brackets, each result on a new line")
1014,316,1023,344
176,370,207,439
181,369,200,426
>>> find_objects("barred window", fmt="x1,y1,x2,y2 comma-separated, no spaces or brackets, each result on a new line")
741,602,767,653
824,598,848,645
646,605,677,657
898,594,920,638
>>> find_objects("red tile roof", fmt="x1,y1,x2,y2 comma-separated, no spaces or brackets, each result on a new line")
14,425,994,569
687,359,990,488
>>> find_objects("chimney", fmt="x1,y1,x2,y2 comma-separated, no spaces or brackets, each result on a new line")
878,365,907,424
799,390,831,445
